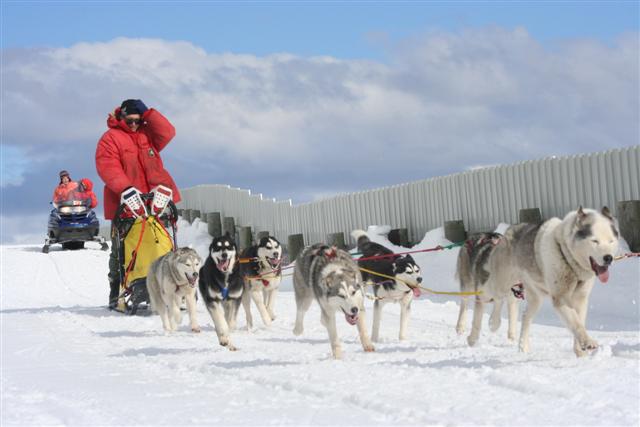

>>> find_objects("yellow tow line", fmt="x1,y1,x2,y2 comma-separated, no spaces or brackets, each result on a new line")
358,266,482,297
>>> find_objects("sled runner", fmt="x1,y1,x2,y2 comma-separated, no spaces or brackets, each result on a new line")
112,187,178,315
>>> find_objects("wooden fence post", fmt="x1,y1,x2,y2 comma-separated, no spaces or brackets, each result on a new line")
287,234,305,263
191,210,201,223
389,228,409,247
184,209,192,224
327,232,346,249
206,212,222,237
617,200,640,252
222,217,236,237
519,208,542,224
444,220,467,243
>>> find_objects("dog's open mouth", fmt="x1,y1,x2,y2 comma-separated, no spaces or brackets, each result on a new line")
589,257,610,283
411,287,421,298
185,273,197,287
216,259,231,272
342,308,359,325
267,257,281,269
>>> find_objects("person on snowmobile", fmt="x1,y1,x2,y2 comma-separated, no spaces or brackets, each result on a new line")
53,170,78,205
95,99,181,309
73,178,98,209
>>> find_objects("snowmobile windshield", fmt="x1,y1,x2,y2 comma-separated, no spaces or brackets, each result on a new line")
54,197,91,213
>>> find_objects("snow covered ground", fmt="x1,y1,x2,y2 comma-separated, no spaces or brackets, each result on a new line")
1,219,639,426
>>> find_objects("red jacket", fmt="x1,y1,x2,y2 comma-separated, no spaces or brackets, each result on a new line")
53,181,79,203
74,178,98,209
95,108,181,219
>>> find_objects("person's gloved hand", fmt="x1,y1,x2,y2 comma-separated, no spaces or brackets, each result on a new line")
150,185,173,216
120,187,147,218
133,99,148,115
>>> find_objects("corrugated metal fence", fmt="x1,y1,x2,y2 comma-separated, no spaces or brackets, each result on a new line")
177,146,640,246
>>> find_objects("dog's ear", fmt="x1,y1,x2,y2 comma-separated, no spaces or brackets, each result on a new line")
576,206,587,224
601,206,613,221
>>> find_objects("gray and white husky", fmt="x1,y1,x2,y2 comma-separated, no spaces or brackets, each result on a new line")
512,207,619,357
352,230,423,342
240,236,283,329
147,247,202,333
455,232,521,347
292,244,375,359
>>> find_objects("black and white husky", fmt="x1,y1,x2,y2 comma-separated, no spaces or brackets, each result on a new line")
292,244,375,359
198,233,244,351
240,236,283,328
352,230,423,342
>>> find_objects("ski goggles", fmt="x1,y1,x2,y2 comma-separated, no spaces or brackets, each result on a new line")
124,117,142,125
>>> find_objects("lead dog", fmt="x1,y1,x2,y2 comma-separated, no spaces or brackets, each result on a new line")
455,232,520,347
240,236,283,328
146,247,202,333
352,230,423,342
198,233,244,350
293,244,375,359
512,207,619,357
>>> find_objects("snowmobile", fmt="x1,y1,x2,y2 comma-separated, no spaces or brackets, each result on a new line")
112,186,178,315
43,197,108,253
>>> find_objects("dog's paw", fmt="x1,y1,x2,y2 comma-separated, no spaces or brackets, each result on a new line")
455,325,465,336
489,316,501,332
467,335,479,347
519,340,530,353
332,347,343,359
362,343,375,352
580,336,599,352
191,326,201,333
227,344,238,351
293,325,303,336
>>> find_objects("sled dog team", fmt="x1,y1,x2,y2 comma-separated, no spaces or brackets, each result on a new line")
147,206,620,359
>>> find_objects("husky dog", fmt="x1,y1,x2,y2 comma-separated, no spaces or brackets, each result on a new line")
147,247,202,333
240,236,283,328
512,207,619,357
455,232,521,347
293,244,375,359
352,230,422,342
198,233,244,351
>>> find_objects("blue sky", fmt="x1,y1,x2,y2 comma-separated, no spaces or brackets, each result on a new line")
4,1,638,58
1,1,639,243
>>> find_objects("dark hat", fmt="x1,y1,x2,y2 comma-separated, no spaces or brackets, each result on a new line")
59,170,70,178
120,99,142,116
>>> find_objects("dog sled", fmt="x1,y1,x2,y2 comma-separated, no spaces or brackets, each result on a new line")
112,186,178,315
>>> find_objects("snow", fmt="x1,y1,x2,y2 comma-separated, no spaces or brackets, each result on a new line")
1,219,639,426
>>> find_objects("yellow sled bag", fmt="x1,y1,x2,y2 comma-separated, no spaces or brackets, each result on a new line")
122,216,173,288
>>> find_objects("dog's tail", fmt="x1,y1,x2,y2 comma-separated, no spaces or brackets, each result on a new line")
351,229,370,250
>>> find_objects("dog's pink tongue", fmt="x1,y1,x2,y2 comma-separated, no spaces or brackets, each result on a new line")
344,314,358,325
597,268,610,284
412,288,421,298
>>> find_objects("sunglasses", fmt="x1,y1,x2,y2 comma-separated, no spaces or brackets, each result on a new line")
124,118,142,125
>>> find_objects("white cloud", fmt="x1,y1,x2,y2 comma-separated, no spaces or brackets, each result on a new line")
1,29,638,209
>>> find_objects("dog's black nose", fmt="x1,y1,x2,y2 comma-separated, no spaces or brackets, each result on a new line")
350,307,359,315
193,272,198,278
603,254,613,265
221,253,227,259
273,252,279,258
417,277,423,283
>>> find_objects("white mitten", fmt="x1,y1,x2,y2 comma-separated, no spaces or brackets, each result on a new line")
120,187,147,218
150,185,173,216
